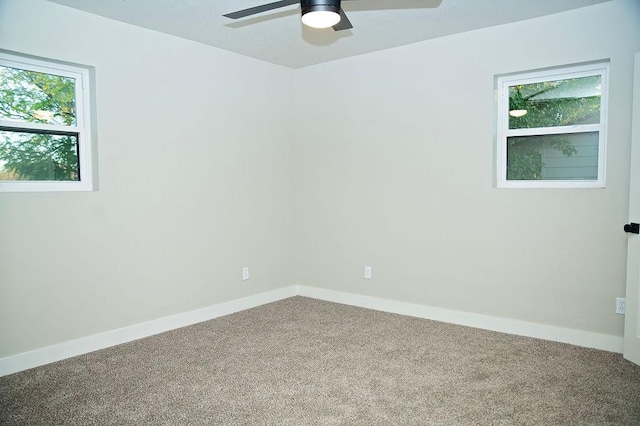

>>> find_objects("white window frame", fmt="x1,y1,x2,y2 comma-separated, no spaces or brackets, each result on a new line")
0,51,94,192
496,62,609,189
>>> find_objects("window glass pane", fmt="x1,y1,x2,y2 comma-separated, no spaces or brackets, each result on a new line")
506,132,599,181
0,130,79,181
508,75,601,130
0,65,77,126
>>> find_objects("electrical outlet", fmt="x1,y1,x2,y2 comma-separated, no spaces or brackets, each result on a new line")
616,297,626,315
364,266,372,280
242,267,249,281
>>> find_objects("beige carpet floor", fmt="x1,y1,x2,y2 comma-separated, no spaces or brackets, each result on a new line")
1,296,640,425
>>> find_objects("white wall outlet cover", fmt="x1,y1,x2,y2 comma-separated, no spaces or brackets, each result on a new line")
364,266,372,280
242,267,249,281
616,297,626,315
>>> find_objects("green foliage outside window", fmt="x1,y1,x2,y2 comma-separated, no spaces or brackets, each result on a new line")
0,66,79,181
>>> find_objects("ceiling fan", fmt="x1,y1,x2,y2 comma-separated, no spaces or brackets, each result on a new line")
224,0,355,31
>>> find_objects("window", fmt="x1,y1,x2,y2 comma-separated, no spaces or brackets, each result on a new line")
0,51,94,192
496,62,609,188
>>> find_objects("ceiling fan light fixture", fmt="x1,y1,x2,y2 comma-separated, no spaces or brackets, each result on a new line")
301,10,340,28
301,0,341,29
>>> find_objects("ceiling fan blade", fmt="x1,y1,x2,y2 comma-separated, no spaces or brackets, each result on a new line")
224,0,299,19
332,8,353,31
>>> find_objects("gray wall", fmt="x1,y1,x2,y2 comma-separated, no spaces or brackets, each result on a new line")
0,0,296,358
294,0,640,336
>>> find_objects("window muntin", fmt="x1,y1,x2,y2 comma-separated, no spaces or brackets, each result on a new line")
496,63,608,188
0,51,93,192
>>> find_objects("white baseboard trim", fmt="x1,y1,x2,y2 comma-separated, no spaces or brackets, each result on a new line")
0,286,297,377
1,284,623,377
297,286,624,354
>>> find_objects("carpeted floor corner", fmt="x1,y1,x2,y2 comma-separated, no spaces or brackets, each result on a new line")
1,296,639,425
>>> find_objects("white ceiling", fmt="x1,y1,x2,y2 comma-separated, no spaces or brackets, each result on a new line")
46,0,611,69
